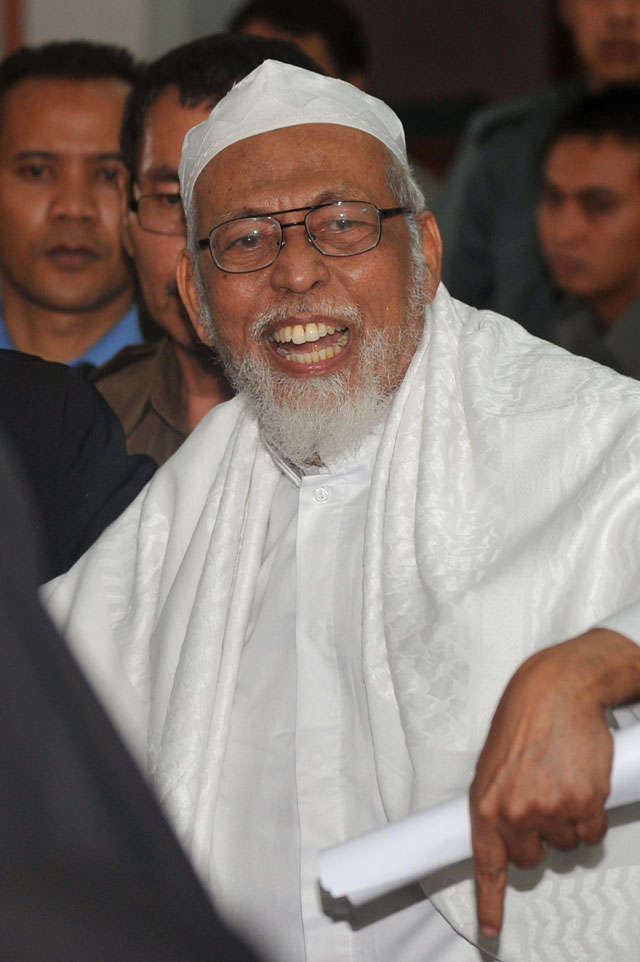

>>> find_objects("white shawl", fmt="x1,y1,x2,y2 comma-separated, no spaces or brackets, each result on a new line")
46,285,640,960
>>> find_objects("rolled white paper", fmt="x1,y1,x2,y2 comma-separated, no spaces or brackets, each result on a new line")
319,723,640,905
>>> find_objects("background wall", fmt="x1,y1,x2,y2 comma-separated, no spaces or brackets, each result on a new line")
18,0,559,105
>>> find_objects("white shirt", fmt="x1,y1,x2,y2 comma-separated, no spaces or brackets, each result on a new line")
212,438,487,962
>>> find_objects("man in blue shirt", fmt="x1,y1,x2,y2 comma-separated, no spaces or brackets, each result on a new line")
0,41,144,367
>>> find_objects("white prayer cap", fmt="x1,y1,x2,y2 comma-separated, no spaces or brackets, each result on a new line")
179,59,408,214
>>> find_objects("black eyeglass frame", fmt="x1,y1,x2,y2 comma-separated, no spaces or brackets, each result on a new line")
197,200,410,274
129,193,186,236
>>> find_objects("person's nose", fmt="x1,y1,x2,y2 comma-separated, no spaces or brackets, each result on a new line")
551,202,585,245
269,223,331,294
49,169,98,222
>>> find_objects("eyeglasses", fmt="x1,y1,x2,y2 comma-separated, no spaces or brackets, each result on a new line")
129,193,186,236
197,200,410,274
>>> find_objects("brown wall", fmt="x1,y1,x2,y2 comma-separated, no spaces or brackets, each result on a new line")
350,0,557,104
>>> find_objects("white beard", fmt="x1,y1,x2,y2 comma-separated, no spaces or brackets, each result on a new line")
236,329,402,467
197,249,428,467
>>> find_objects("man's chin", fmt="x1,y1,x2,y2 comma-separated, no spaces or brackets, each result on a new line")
238,361,390,468
209,305,425,467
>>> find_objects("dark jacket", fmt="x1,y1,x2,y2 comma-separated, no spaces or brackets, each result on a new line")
0,349,156,580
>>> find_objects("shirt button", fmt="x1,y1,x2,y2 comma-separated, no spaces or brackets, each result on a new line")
313,485,330,504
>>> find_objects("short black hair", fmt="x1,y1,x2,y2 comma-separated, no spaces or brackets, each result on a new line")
121,32,322,183
544,85,640,162
229,0,369,79
0,40,139,100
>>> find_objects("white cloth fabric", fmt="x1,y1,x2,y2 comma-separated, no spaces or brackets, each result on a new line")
46,284,640,960
210,438,484,962
179,59,408,214
601,601,640,647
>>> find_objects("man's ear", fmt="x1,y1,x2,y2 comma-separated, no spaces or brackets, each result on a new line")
176,248,214,346
418,210,443,300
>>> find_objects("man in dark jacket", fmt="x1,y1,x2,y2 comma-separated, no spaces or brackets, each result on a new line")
0,348,155,579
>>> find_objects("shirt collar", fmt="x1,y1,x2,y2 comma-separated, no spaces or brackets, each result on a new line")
266,422,384,488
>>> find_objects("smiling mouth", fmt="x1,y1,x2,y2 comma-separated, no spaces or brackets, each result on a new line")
268,321,350,365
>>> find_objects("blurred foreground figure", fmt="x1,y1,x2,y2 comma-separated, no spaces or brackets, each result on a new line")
47,61,640,962
0,435,263,962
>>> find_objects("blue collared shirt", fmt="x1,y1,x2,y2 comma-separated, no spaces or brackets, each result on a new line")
0,303,143,367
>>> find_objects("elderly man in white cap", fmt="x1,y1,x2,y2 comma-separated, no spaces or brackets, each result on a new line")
46,61,640,962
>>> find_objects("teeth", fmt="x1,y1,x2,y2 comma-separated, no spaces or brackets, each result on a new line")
271,321,345,345
291,325,306,345
272,328,348,364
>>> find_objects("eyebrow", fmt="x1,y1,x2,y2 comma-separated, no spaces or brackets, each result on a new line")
145,164,180,185
12,149,124,163
577,186,617,199
542,178,618,199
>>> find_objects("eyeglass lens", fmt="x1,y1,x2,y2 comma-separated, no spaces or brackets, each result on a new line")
210,202,381,272
136,194,186,235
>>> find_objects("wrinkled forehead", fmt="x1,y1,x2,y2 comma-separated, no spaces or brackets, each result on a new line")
191,123,395,226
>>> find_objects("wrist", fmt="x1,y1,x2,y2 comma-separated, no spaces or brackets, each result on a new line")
536,629,640,711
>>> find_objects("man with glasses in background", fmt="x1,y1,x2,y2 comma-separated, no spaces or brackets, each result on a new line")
93,33,319,464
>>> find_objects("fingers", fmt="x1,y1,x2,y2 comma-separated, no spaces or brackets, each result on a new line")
472,826,508,939
472,793,549,938
470,786,609,939
575,809,608,846
541,807,607,850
